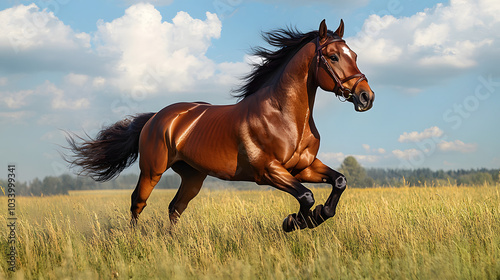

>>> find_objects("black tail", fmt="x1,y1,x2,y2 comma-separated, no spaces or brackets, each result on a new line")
66,112,156,182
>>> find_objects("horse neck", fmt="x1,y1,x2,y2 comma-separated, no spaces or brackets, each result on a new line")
268,41,318,118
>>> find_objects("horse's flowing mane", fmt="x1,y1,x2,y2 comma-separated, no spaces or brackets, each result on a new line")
233,27,338,99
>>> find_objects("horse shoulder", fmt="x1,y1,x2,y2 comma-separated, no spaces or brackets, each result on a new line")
284,128,320,170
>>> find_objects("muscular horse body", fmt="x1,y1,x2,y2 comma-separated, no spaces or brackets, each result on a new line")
68,19,374,232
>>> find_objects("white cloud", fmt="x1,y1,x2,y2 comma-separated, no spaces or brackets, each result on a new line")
355,154,381,163
398,126,443,143
348,0,500,90
0,80,91,112
94,4,225,94
413,22,449,48
92,77,106,88
38,81,90,110
318,152,346,165
0,110,33,124
0,2,259,140
0,4,90,52
319,151,382,166
1,89,34,109
0,3,249,125
64,73,89,86
392,148,423,160
437,140,477,153
215,60,249,86
0,4,102,74
362,144,386,154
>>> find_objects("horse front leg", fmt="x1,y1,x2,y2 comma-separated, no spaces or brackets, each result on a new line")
294,158,347,229
261,160,316,232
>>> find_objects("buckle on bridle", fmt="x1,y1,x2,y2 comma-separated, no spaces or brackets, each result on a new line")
337,90,352,102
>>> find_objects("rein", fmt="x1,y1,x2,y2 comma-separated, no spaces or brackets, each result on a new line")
315,37,367,102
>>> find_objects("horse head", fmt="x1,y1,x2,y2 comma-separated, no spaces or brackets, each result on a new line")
315,19,375,112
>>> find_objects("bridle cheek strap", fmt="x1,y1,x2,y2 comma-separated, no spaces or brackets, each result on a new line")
315,37,367,101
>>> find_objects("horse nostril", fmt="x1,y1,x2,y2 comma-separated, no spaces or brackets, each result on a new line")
360,91,369,106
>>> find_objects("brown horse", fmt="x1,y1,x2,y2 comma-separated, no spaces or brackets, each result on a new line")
67,19,374,232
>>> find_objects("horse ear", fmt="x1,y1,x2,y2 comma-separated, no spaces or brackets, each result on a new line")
319,19,327,39
334,19,344,38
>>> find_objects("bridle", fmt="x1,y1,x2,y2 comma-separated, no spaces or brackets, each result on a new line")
315,36,367,102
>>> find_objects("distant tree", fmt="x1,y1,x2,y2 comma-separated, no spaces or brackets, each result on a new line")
457,172,493,186
117,173,139,188
30,178,43,196
157,174,181,189
60,174,75,193
339,156,374,188
42,176,69,195
1,167,499,196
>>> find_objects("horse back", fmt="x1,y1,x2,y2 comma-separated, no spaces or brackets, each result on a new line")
140,101,242,178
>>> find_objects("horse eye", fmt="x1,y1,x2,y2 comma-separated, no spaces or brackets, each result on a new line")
330,55,339,62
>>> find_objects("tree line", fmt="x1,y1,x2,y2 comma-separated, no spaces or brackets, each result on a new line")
339,156,499,188
0,173,180,196
1,156,498,196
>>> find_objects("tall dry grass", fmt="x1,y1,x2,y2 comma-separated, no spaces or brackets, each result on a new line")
0,185,499,279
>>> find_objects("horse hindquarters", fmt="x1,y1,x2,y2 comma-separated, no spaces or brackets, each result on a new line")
130,102,212,223
130,111,172,222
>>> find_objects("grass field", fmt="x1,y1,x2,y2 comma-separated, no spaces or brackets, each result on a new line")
1,184,499,279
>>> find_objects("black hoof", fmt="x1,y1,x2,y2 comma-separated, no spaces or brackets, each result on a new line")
282,214,298,232
282,213,309,232
306,205,327,228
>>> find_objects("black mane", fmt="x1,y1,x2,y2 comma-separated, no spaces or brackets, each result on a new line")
233,27,337,99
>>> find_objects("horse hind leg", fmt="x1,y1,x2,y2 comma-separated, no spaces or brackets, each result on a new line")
168,161,207,225
130,171,163,225
130,134,170,225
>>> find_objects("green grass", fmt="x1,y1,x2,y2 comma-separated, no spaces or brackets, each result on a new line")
1,185,499,279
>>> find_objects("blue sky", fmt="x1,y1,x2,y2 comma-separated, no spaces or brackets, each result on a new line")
1,0,499,181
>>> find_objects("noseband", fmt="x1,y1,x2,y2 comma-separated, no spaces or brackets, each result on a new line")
315,37,367,101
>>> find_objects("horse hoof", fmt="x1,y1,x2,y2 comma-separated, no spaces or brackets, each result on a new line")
130,214,139,228
130,219,137,228
282,214,298,232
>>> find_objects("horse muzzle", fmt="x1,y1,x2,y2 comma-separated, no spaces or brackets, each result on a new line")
351,90,374,112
